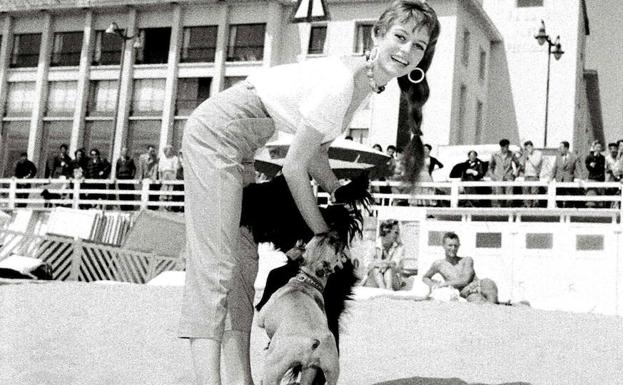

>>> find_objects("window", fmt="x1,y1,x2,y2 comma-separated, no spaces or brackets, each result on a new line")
43,121,73,165
526,233,553,249
457,84,467,144
474,100,483,143
478,48,487,81
223,76,246,90
461,29,470,66
227,24,266,62
10,33,41,68
47,81,78,116
92,30,123,65
131,79,166,115
176,78,211,115
84,121,114,160
2,121,30,177
5,82,36,116
347,128,368,143
517,0,543,7
476,232,501,248
354,23,374,54
51,31,83,66
308,25,327,55
136,28,171,65
88,80,118,116
576,235,604,251
181,26,217,63
427,231,445,247
126,120,161,156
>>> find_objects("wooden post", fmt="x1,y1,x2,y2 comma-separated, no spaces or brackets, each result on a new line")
547,180,557,209
8,179,16,210
70,237,82,281
145,256,157,283
450,180,459,208
72,179,81,209
140,179,150,209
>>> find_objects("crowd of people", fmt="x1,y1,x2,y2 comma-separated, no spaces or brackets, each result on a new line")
10,137,623,210
369,137,623,208
12,143,184,211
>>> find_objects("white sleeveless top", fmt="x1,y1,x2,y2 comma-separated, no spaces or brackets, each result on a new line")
247,56,355,143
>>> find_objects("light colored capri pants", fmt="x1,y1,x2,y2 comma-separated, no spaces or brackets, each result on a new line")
178,81,275,340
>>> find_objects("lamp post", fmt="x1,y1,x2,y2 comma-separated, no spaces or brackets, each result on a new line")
105,22,140,176
534,20,564,148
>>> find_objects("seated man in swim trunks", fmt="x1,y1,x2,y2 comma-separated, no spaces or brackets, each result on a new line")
422,232,498,304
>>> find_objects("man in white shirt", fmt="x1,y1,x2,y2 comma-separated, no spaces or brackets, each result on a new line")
518,140,543,207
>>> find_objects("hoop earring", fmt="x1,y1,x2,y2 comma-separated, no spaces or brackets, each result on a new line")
366,46,379,62
408,68,425,84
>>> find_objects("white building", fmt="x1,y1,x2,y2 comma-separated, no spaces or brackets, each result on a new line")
0,0,602,177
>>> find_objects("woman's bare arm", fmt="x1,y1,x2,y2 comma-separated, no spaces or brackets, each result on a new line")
307,142,341,196
282,124,330,235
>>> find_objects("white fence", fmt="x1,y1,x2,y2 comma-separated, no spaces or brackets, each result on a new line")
1,178,622,215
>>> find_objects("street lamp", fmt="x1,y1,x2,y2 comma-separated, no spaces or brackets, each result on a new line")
105,22,141,175
534,20,564,148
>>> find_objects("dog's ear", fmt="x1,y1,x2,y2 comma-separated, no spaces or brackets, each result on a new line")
332,171,373,211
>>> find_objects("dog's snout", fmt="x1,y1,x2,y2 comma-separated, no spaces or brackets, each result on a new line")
311,338,320,350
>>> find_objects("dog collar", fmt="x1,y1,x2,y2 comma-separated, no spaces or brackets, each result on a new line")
295,271,324,293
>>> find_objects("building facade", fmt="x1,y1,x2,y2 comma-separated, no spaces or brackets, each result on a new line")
0,0,601,177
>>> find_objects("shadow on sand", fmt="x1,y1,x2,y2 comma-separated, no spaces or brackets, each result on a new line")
374,378,531,385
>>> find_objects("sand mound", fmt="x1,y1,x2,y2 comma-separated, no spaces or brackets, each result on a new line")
1,282,621,385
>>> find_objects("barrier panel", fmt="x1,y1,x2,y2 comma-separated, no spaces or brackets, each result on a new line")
0,229,182,283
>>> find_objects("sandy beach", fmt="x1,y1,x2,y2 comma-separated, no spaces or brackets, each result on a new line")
1,281,622,385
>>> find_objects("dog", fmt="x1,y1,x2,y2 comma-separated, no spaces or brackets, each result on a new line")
241,172,371,385
256,233,346,385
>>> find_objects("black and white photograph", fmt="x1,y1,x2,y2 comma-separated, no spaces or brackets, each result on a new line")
0,0,622,384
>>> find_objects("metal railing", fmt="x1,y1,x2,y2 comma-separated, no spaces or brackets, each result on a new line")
0,178,621,215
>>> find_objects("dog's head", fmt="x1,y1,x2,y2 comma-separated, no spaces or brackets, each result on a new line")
301,231,349,278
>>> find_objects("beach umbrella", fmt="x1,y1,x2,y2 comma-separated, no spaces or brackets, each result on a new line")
254,148,374,180
265,137,389,166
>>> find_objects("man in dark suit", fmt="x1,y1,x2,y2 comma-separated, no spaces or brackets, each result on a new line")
551,141,581,208
13,152,37,208
46,143,73,178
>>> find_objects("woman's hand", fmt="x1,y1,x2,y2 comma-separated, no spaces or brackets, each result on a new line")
284,240,306,261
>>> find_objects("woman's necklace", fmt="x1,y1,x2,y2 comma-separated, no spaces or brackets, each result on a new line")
365,51,386,94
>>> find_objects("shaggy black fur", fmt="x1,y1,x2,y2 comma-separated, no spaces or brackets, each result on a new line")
240,174,370,253
241,172,371,384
